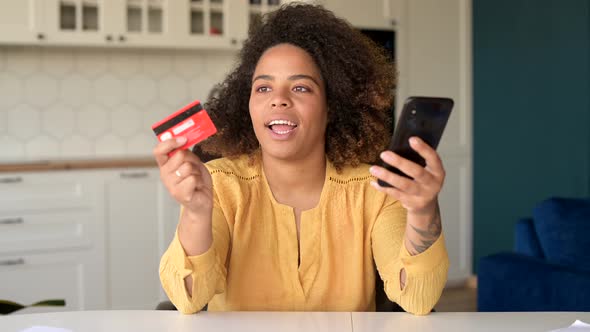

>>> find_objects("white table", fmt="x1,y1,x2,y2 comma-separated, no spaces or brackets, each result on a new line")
1,310,589,332
352,312,590,332
0,311,351,332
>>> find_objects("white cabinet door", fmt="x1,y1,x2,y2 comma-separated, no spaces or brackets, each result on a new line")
0,250,107,311
156,182,180,260
108,168,181,304
107,0,177,49
105,168,162,310
249,0,282,37
156,180,181,302
40,0,112,46
0,0,44,44
0,170,107,311
322,0,398,30
177,0,249,50
227,0,250,47
0,172,96,213
0,210,95,254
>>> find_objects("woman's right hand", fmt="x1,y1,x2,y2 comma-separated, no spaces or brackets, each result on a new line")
153,136,213,220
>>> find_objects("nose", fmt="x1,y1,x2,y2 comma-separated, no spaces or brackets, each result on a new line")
270,89,291,109
272,101,289,108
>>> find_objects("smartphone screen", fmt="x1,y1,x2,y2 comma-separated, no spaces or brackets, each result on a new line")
377,96,453,187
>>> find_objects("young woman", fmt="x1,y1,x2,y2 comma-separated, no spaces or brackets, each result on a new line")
154,3,449,315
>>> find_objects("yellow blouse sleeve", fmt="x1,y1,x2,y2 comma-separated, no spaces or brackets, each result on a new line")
371,198,450,315
159,201,231,314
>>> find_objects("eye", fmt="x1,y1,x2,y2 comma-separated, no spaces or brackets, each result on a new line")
293,86,310,93
255,86,271,93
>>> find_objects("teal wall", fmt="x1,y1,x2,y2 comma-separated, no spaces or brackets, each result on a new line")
473,0,590,272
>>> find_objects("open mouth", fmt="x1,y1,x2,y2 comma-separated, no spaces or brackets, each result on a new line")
265,119,298,135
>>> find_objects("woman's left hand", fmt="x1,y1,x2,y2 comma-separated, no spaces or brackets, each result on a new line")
369,136,445,217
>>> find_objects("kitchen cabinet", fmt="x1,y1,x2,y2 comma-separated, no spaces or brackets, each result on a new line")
0,0,44,44
0,210,95,254
156,177,182,303
0,0,397,48
0,251,106,311
0,166,181,311
40,0,110,45
106,0,249,50
248,0,282,30
0,0,250,50
0,171,107,311
321,0,399,30
105,168,161,309
176,0,249,50
105,167,184,308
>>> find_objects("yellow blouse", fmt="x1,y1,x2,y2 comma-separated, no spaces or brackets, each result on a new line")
159,154,449,315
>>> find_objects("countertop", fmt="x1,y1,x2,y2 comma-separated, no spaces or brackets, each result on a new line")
0,158,157,173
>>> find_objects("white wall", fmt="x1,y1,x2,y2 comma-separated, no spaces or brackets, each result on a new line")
396,0,473,284
0,47,237,162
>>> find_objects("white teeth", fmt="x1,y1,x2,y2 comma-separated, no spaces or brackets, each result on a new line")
268,119,297,126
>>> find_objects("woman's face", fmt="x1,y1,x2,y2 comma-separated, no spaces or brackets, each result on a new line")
249,43,328,162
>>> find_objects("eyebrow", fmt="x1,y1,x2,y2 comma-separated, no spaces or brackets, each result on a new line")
252,74,321,87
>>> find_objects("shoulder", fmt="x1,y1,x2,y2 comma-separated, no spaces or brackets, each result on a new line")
326,162,389,203
327,162,400,224
327,162,374,186
204,155,262,211
327,161,396,207
204,155,261,183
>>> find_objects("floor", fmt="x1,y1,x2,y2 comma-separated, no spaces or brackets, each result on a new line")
435,286,478,312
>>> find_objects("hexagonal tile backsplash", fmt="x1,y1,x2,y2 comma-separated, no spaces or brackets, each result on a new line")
0,46,236,162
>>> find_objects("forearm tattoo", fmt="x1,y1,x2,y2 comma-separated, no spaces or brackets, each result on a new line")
409,204,442,255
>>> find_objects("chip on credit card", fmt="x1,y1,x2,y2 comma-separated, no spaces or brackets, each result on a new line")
151,100,217,156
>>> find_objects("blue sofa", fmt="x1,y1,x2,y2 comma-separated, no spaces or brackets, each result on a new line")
477,197,590,311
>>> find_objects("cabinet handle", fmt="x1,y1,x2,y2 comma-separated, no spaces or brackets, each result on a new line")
37,33,45,40
230,38,237,45
0,176,23,184
119,35,126,42
120,171,149,179
0,258,25,266
0,217,23,225
106,34,113,42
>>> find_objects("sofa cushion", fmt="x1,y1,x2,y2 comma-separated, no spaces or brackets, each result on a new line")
514,218,544,259
478,252,590,311
533,197,590,272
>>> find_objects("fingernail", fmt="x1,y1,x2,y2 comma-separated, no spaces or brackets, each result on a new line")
369,166,379,175
410,137,419,145
176,136,187,145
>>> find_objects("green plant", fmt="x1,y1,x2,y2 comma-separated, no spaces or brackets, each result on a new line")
0,299,66,315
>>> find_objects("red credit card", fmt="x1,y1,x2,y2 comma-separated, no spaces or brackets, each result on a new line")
151,100,217,156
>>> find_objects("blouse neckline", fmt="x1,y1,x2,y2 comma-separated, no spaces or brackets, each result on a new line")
258,154,334,215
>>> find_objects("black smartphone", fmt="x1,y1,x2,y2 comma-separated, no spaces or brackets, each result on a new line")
377,96,453,187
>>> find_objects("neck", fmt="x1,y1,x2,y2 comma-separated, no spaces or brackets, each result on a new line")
261,150,327,206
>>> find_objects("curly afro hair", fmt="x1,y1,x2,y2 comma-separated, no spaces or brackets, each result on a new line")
200,2,396,171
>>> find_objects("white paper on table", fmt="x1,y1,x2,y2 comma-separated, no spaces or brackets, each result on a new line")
19,326,73,332
550,320,590,332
